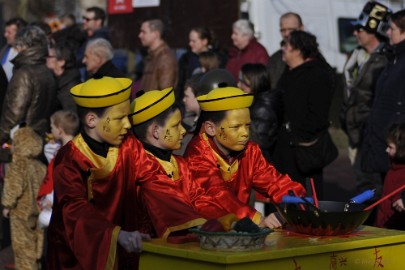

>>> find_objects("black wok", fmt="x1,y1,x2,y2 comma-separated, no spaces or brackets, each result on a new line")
277,201,372,236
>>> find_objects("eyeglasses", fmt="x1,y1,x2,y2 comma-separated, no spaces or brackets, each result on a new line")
354,25,366,32
238,73,251,87
82,16,96,22
280,28,298,33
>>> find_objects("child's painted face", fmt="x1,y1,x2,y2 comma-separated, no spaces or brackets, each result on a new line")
157,109,186,150
386,140,397,158
183,87,200,114
213,108,250,155
94,100,131,146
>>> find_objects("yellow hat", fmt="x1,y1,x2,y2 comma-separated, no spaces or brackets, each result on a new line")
129,87,175,125
70,76,132,108
197,87,253,111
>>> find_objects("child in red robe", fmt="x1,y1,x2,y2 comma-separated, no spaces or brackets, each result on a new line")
184,87,306,228
37,110,79,228
130,88,263,233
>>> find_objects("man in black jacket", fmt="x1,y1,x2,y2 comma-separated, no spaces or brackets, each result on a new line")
267,12,304,91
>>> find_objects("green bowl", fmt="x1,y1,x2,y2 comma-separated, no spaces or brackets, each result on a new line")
189,228,272,251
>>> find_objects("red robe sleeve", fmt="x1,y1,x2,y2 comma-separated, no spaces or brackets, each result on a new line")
37,158,54,201
248,143,306,203
128,136,206,239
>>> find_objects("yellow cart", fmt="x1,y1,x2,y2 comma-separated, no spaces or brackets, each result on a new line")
139,226,405,270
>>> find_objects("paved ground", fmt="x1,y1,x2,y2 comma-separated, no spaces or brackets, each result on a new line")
0,131,357,269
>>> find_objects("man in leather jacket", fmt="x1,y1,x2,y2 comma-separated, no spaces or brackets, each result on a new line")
0,26,56,144
340,1,391,202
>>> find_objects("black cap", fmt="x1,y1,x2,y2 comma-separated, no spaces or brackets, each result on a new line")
197,69,237,97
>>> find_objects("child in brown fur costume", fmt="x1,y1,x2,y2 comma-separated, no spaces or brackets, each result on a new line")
2,127,47,270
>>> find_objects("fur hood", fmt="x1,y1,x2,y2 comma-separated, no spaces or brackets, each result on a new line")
12,127,43,158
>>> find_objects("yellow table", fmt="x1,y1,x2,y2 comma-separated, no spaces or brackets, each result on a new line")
139,226,405,270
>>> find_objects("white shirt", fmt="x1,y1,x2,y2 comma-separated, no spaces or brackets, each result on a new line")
1,46,18,81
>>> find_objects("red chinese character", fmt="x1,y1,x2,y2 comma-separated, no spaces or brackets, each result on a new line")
292,258,302,270
330,252,338,270
374,248,384,268
339,256,348,267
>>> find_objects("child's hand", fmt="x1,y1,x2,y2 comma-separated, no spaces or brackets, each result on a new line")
40,199,53,210
393,198,405,212
118,230,150,253
45,132,55,144
44,141,61,163
2,208,9,218
259,212,284,229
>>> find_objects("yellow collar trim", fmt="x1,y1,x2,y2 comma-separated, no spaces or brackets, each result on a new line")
146,151,179,181
73,134,119,201
202,133,238,181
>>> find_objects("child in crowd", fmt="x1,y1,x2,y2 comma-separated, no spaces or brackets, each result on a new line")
177,69,237,155
375,123,405,230
175,73,203,155
184,87,306,227
37,110,79,229
130,88,265,233
2,127,47,269
199,51,220,73
182,74,204,132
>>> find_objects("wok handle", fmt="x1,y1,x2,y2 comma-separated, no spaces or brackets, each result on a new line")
309,178,319,208
364,184,405,211
282,196,314,204
349,189,375,204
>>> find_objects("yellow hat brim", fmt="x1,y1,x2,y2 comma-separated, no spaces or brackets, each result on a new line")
197,87,253,111
71,77,132,108
130,87,175,125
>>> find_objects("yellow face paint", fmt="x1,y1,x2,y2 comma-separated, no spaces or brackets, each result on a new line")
214,108,250,155
158,109,186,150
94,100,131,146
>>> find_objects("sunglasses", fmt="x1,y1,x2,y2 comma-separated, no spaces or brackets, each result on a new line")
82,16,97,22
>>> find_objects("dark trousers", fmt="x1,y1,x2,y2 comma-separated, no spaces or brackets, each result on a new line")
272,128,325,200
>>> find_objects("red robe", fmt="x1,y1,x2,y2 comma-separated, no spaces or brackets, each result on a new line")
37,158,54,201
47,134,205,270
184,133,306,205
145,153,262,225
